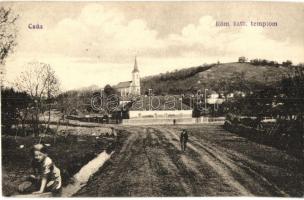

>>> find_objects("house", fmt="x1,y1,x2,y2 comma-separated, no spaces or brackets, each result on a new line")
238,56,247,63
207,91,225,105
114,57,141,97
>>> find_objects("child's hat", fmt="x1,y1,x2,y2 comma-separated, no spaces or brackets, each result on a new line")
33,144,44,151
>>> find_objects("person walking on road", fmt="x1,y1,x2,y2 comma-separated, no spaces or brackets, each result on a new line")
110,127,117,137
180,129,189,152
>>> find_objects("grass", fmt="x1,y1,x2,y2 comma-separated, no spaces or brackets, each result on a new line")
1,127,124,196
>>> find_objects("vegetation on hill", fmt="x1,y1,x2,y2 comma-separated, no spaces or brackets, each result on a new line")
141,64,214,95
141,62,291,96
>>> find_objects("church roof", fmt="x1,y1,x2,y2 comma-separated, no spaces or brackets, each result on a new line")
115,81,132,88
132,57,139,73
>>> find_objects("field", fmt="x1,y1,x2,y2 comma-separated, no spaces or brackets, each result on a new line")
2,124,304,197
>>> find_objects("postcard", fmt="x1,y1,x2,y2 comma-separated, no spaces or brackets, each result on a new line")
1,1,303,197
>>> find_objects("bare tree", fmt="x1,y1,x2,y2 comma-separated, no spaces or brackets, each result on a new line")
15,62,60,136
45,65,60,130
0,7,18,85
0,7,18,64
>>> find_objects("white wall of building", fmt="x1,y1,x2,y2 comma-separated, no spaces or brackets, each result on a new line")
129,110,192,119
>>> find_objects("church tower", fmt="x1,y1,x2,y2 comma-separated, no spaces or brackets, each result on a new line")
131,57,140,95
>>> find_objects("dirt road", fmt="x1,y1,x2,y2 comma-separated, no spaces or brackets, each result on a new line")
76,124,304,197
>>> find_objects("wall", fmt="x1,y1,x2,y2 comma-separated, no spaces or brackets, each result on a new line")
122,117,225,125
129,110,193,119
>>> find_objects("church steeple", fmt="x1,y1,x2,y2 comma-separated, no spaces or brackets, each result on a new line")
131,56,140,95
132,56,139,73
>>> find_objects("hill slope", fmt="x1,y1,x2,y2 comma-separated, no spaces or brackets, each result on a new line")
141,62,289,95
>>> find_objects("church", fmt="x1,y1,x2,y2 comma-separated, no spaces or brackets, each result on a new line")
114,57,141,97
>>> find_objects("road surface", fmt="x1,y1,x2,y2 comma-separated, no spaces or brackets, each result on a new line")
76,124,304,197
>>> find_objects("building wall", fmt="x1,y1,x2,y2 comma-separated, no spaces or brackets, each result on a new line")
118,87,132,96
118,85,141,96
129,110,192,119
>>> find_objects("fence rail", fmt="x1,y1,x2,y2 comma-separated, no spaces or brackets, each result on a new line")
122,117,225,125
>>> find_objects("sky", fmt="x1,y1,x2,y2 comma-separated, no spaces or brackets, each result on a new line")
3,2,304,91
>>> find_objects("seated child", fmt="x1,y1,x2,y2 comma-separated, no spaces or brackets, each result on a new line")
18,144,62,196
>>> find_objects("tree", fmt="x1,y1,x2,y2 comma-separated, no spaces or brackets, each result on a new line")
0,7,18,86
1,87,31,135
104,84,117,96
14,62,60,136
44,65,60,130
282,60,292,67
0,7,18,65
279,65,304,155
103,84,119,113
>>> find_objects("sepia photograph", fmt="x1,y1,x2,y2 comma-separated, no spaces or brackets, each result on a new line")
0,1,304,197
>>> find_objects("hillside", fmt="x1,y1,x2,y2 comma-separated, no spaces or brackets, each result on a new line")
55,62,290,113
141,62,289,95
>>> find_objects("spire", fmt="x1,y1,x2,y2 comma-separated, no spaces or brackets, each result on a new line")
132,56,139,73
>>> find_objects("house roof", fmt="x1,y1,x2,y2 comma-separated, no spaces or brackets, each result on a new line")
115,81,132,89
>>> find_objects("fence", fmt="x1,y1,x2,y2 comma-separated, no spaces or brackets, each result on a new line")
122,117,225,125
223,116,303,159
